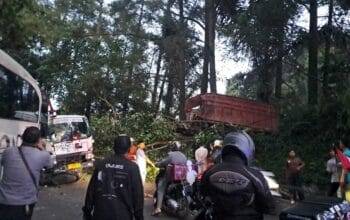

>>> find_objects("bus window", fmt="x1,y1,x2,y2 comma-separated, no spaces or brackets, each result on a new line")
0,64,40,122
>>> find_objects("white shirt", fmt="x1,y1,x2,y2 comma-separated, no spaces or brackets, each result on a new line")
327,158,341,183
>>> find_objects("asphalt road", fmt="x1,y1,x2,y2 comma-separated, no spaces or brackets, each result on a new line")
32,178,288,220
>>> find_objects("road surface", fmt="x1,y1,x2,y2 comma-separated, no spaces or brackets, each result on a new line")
32,177,288,220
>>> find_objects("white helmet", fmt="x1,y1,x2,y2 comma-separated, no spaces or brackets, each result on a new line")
214,140,223,148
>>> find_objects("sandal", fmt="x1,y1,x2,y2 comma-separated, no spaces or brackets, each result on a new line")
152,208,162,216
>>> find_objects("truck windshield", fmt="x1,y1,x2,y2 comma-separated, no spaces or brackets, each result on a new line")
49,120,90,143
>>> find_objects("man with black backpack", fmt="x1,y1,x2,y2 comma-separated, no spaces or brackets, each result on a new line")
83,134,144,220
0,126,53,220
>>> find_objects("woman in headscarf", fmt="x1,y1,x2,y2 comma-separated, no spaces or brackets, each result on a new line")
195,146,209,178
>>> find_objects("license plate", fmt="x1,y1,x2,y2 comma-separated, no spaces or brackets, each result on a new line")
67,163,82,170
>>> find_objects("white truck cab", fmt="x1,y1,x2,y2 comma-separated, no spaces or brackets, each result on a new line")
47,115,94,171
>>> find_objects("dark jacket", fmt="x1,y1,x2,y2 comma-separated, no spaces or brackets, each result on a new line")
83,154,144,220
201,155,275,220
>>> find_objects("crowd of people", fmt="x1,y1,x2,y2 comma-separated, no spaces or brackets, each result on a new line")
325,137,350,202
282,136,350,205
3,126,350,219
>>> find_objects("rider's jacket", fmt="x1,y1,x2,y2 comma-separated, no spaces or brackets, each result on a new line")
201,155,275,220
83,154,144,220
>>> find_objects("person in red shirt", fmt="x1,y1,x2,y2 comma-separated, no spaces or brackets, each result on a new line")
286,150,305,204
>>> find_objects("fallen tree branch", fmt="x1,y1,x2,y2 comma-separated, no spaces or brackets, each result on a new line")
146,138,196,152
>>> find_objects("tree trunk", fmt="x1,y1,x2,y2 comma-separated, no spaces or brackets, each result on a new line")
308,0,318,105
163,0,176,116
122,0,145,115
275,8,284,100
201,0,209,94
275,53,283,99
157,73,166,112
208,0,217,93
257,58,274,103
122,67,132,115
85,100,92,121
151,48,162,111
323,0,333,98
274,0,287,100
164,74,174,116
178,0,186,120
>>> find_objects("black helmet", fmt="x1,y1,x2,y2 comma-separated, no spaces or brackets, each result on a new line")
114,134,131,154
222,131,255,165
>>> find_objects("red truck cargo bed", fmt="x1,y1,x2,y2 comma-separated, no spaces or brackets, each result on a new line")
185,93,278,132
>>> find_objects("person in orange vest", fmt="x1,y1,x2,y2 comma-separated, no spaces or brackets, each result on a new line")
127,137,138,161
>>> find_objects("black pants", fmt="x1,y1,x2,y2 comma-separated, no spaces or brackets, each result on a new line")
0,203,35,220
287,175,305,201
327,182,340,197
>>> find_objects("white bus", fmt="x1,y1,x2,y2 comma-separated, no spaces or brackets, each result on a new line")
0,49,43,159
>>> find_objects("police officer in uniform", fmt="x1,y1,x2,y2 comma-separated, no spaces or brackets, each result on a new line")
83,135,144,220
201,131,274,220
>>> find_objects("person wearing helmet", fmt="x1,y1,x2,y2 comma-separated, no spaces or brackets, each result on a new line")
83,135,144,220
201,131,274,220
152,141,187,216
211,139,223,164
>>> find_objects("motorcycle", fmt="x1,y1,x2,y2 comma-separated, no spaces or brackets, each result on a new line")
153,162,196,218
189,178,213,220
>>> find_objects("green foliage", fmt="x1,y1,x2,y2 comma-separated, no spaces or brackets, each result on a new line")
194,130,218,146
253,92,350,187
90,115,119,155
254,132,329,187
146,166,159,182
90,113,176,155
